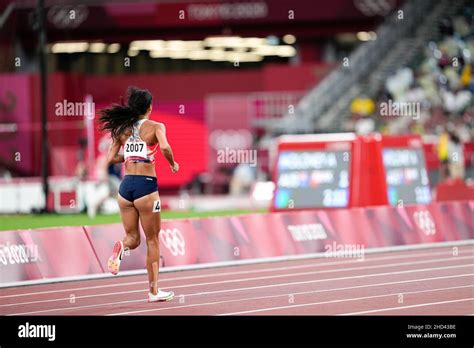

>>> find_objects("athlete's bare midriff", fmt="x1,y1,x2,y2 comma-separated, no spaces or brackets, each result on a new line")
124,161,156,177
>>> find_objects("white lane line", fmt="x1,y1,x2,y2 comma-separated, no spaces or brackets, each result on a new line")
2,248,465,299
5,298,147,316
3,240,473,289
341,298,474,316
218,290,474,316
108,275,474,316
2,255,472,307
9,273,474,317
0,241,474,299
7,264,474,316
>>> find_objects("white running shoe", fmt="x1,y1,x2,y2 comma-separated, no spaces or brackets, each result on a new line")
107,240,124,275
148,289,175,303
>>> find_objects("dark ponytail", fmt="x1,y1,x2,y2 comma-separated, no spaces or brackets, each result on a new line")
98,86,153,139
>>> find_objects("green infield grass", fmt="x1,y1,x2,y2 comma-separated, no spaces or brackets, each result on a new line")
0,209,266,231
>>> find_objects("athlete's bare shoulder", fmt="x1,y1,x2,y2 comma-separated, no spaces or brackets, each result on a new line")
146,120,166,131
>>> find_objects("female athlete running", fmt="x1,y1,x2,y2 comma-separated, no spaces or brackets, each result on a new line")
98,86,178,302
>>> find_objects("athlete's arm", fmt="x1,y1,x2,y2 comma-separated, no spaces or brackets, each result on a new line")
155,123,179,173
107,138,124,164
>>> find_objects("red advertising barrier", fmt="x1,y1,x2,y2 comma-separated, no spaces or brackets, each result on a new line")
0,230,43,284
1,200,473,286
436,179,474,202
85,218,199,270
0,227,103,284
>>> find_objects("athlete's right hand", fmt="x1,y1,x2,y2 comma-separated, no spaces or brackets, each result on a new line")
171,162,179,173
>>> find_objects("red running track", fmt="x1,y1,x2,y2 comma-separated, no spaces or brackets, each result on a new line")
0,244,473,316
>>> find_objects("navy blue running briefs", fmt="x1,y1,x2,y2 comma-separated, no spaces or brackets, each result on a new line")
118,175,158,202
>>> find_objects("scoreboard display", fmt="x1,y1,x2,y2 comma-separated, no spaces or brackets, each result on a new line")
272,133,431,211
274,150,350,209
273,134,355,210
382,147,431,205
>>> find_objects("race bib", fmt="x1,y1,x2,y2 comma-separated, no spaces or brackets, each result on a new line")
124,139,147,160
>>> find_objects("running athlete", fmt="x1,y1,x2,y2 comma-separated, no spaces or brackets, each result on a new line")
98,86,178,302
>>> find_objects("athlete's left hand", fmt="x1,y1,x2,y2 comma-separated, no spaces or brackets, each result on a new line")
170,162,180,173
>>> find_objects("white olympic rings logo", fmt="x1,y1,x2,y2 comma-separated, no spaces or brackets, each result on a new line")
47,5,89,29
353,0,395,16
209,129,252,150
413,210,436,236
160,228,186,256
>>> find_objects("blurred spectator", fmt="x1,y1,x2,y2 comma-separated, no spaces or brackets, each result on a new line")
86,134,121,218
354,115,375,135
74,137,88,180
385,67,414,101
441,87,472,114
0,164,12,181
439,17,454,36
182,173,210,195
350,95,376,135
349,12,474,138
350,96,376,116
230,163,256,195
447,130,465,180
438,128,450,180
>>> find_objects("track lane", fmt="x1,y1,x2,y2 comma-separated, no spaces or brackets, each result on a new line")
1,244,472,316
2,244,471,298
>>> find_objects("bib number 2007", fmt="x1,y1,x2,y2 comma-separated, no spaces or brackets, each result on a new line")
125,143,144,152
124,140,147,160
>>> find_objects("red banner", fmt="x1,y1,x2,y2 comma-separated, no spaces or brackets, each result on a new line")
0,227,103,284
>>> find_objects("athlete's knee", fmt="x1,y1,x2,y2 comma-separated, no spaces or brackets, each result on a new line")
130,235,141,250
146,235,159,248
125,232,141,250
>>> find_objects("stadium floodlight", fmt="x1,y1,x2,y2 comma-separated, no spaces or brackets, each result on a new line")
130,40,165,51
107,43,121,53
241,37,267,47
188,50,212,60
233,46,249,53
88,42,106,53
204,36,268,48
51,42,89,53
149,50,168,58
282,34,296,45
209,49,228,61
227,52,263,63
166,40,189,51
266,35,279,45
127,49,139,57
251,45,279,56
167,50,190,59
242,53,263,62
356,31,370,41
275,45,297,57
357,31,377,41
166,40,203,50
204,36,242,48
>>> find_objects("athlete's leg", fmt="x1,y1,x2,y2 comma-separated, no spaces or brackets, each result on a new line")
133,191,161,295
118,194,141,250
108,194,141,275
